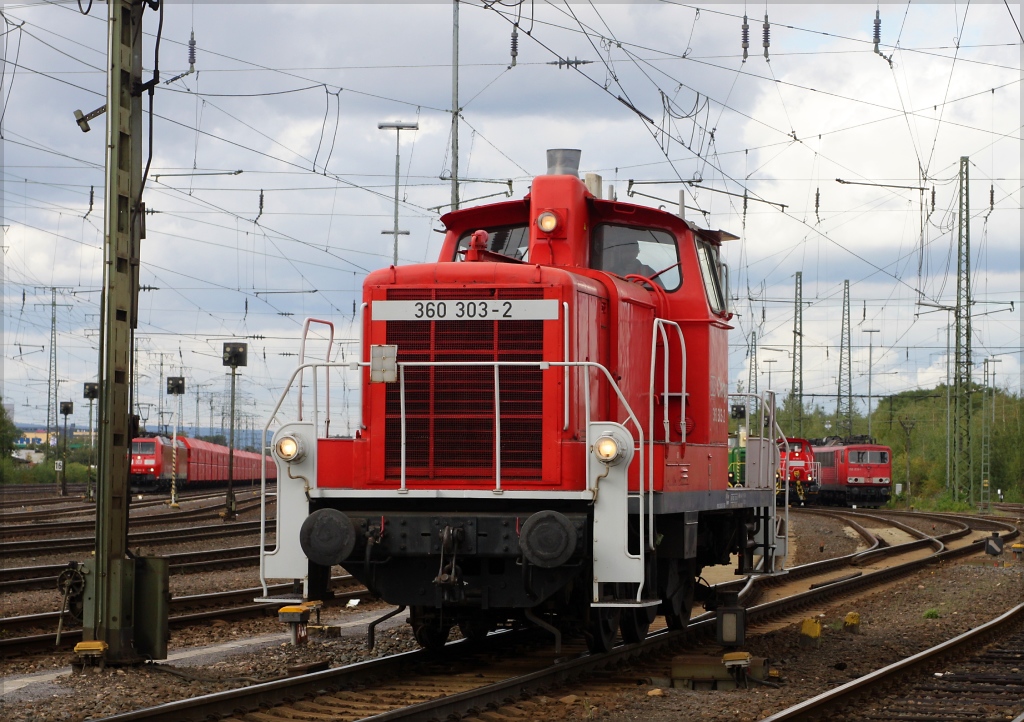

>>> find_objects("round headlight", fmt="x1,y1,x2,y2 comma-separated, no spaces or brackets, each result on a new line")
536,211,558,233
276,435,303,462
594,435,620,464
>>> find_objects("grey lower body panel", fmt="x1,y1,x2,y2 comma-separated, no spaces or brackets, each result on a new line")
631,488,776,515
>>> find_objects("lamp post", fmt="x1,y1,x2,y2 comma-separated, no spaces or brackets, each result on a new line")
59,401,73,496
863,329,880,439
166,376,185,509
83,383,98,501
222,343,248,520
378,121,418,266
763,358,778,391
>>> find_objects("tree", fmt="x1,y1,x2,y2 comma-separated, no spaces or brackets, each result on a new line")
0,399,19,456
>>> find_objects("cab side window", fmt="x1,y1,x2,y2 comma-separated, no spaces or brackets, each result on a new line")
590,224,680,290
696,241,727,313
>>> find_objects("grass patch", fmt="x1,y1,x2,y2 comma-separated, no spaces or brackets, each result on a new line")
923,608,940,619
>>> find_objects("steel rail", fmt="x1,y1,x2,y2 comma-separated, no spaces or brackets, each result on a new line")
0,489,247,520
759,602,1024,722
1,497,265,538
0,545,266,592
0,519,272,556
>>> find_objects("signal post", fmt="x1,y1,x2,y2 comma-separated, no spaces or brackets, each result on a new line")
76,0,168,667
167,377,185,508
223,343,248,521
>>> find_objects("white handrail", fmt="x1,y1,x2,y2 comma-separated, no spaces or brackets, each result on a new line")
648,319,686,551
262,358,648,597
297,318,335,433
563,302,570,432
260,359,359,595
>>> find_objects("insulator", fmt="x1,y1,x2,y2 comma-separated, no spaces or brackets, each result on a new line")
188,30,196,67
931,187,935,211
872,10,881,53
989,185,994,210
510,26,518,67
762,15,770,59
741,15,750,60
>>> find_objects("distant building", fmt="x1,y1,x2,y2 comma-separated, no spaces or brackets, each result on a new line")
16,429,56,447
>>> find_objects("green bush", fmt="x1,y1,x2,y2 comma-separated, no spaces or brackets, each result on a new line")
0,457,92,486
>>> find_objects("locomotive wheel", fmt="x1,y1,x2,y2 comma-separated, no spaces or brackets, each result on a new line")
619,583,656,644
411,607,451,650
585,607,620,654
413,622,451,650
620,605,656,644
663,559,696,631
457,619,490,642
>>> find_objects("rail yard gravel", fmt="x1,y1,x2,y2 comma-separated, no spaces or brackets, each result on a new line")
1,514,1020,722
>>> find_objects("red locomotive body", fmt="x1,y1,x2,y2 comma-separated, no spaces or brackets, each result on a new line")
130,436,186,491
812,439,892,507
130,435,276,491
776,437,819,504
262,150,784,652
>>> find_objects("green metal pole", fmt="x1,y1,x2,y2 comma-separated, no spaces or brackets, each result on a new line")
82,0,144,664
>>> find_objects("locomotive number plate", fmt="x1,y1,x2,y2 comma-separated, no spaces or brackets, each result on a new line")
373,299,559,321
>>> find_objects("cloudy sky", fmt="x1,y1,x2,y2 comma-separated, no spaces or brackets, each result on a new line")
2,1,1020,438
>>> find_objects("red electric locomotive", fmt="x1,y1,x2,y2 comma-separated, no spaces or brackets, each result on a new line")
261,150,785,652
130,436,187,491
776,437,819,504
812,437,892,507
130,435,276,492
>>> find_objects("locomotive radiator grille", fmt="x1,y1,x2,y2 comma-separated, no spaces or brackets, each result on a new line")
384,288,545,480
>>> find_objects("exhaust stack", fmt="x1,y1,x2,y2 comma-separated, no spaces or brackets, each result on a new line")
546,149,581,177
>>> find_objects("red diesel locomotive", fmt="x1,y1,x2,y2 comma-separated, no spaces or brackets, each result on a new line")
776,437,819,504
812,437,892,507
130,435,276,492
261,150,785,652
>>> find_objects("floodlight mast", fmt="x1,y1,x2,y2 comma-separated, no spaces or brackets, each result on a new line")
378,122,418,266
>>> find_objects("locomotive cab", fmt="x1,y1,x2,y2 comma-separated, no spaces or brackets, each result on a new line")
261,150,785,652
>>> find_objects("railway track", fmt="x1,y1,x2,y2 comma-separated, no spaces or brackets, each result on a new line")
0,489,248,521
0,497,265,538
761,603,1024,721
0,484,86,502
0,518,272,556
91,515,1019,722
0,544,266,593
0,576,360,654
